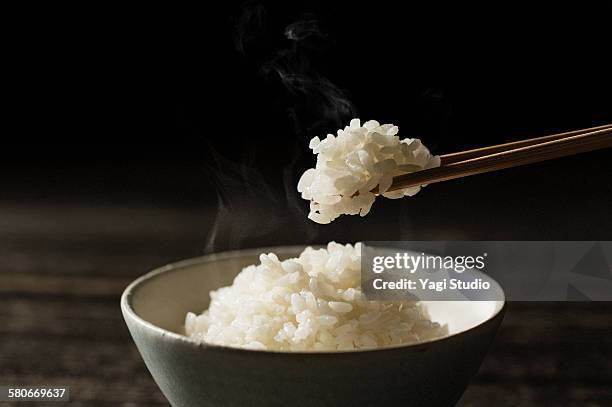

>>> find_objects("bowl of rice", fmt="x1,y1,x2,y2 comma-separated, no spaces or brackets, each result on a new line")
121,243,505,407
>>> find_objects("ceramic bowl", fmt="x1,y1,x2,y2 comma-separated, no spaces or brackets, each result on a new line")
121,246,505,407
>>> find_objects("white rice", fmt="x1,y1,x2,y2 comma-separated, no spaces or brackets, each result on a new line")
185,242,447,351
297,119,440,224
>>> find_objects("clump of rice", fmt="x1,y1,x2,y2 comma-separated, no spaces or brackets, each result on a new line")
185,242,447,351
298,119,440,224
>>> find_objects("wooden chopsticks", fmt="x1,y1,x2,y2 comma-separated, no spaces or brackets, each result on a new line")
439,123,612,165
382,124,612,193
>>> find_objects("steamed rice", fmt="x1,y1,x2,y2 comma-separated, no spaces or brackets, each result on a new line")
185,242,447,351
298,119,440,224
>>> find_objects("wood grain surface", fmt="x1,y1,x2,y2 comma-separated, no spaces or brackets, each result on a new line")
1,202,610,406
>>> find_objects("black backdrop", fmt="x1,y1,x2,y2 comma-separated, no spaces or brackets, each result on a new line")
3,1,611,244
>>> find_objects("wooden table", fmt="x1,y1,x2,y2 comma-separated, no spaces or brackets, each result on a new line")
1,202,610,406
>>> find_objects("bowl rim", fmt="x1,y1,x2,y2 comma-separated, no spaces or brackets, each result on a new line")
121,245,506,356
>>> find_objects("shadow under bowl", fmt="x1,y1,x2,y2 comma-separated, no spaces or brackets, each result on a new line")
121,246,505,407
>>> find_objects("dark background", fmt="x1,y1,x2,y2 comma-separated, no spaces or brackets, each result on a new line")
1,2,611,405
4,2,611,223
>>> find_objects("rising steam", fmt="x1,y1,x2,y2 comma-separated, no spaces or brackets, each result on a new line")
204,148,317,253
233,0,267,54
263,14,356,138
234,4,356,138
203,4,359,253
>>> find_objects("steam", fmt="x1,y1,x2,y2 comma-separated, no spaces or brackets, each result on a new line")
204,148,317,253
202,4,359,253
284,18,326,41
233,0,267,54
263,14,356,137
234,3,356,137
